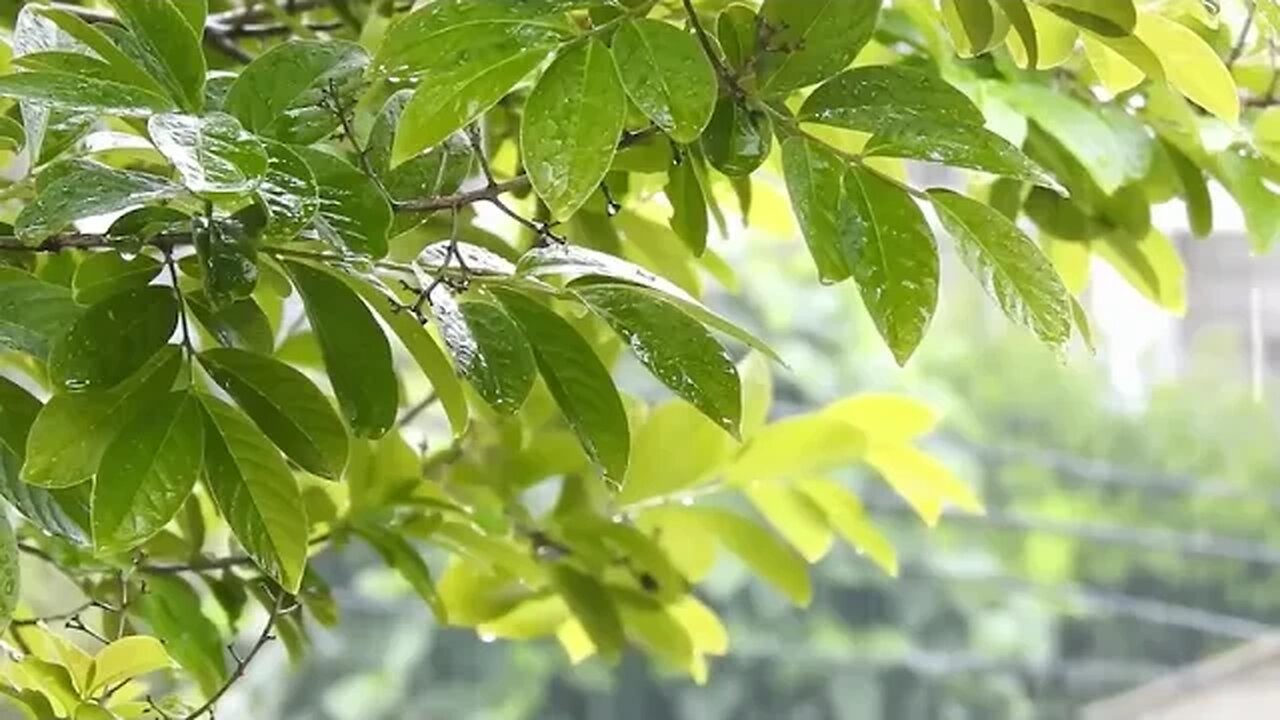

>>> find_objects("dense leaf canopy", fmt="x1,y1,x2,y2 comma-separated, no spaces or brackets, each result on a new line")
0,0,1269,717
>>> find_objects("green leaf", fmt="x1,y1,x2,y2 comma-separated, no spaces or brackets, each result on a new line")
1134,13,1239,124
942,0,999,56
24,346,182,489
0,378,91,544
824,393,938,443
737,351,773,440
0,72,175,117
839,167,938,365
1036,0,1135,37
133,575,227,699
256,139,320,244
198,348,349,479
198,394,308,593
434,294,537,415
1093,228,1186,314
523,39,627,220
295,147,392,259
225,40,369,145
929,189,1072,349
682,507,812,606
717,4,758,72
615,591,695,671
85,636,172,696
724,413,866,486
194,220,258,308
47,285,178,392
71,252,162,306
519,243,696,304
30,7,169,99
15,161,184,246
797,477,898,576
105,0,206,112
343,275,470,438
376,0,571,163
0,513,16,633
283,260,398,439
781,135,858,283
91,391,203,552
612,19,717,144
576,283,741,437
666,158,708,257
866,444,983,526
756,0,879,96
745,484,833,563
701,98,771,177
551,564,625,664
864,121,1061,192
800,65,985,134
492,287,630,485
0,267,82,358
186,292,274,356
0,117,24,153
995,0,1039,69
354,523,446,621
1164,140,1212,238
369,93,474,200
148,113,268,196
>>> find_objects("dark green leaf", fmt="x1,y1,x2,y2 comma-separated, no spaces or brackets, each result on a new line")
702,97,771,177
519,243,695,303
781,135,857,283
105,0,207,111
15,161,184,246
134,575,227,698
354,523,446,621
343,275,470,438
295,147,392,259
30,7,170,99
91,391,203,552
576,283,741,437
942,0,998,55
198,394,308,593
256,139,319,245
0,267,82,358
523,39,627,220
148,113,268,196
717,4,758,72
71,252,162,306
47,285,178,392
376,0,571,163
612,19,717,144
757,0,879,96
283,260,398,439
930,189,1072,349
492,287,630,484
195,220,258,308
667,157,708,255
108,206,190,241
841,167,938,365
225,40,369,145
799,65,985,133
384,137,472,205
551,564,624,663
24,346,182,488
864,121,1062,192
198,348,349,479
0,71,175,117
1165,140,1212,239
186,291,274,355
0,117,24,153
428,292,536,415
1036,0,1135,36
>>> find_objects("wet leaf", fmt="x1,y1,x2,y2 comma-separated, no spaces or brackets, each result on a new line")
199,348,350,479
15,161,184,246
105,0,206,111
702,97,771,177
667,157,708,255
0,266,82,358
91,391,203,552
612,19,717,144
47,285,178,393
0,378,91,543
71,252,162,306
0,71,175,117
186,291,274,355
256,139,319,244
134,576,227,698
148,113,268,196
800,65,985,133
195,220,258,308
429,291,536,415
576,283,741,437
355,523,447,621
296,147,392,259
756,0,879,96
523,39,627,220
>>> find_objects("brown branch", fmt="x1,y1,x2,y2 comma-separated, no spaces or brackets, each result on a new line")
681,0,744,98
1229,1,1258,68
180,594,291,720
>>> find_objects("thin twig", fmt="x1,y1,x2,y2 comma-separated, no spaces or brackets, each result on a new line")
681,0,744,98
179,594,292,720
1230,0,1258,67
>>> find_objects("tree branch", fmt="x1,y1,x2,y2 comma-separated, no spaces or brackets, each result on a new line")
180,594,292,720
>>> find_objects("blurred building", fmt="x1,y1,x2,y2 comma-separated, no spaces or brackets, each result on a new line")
1082,635,1280,720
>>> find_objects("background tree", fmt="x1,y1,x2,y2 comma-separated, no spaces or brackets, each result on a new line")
0,0,1269,717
